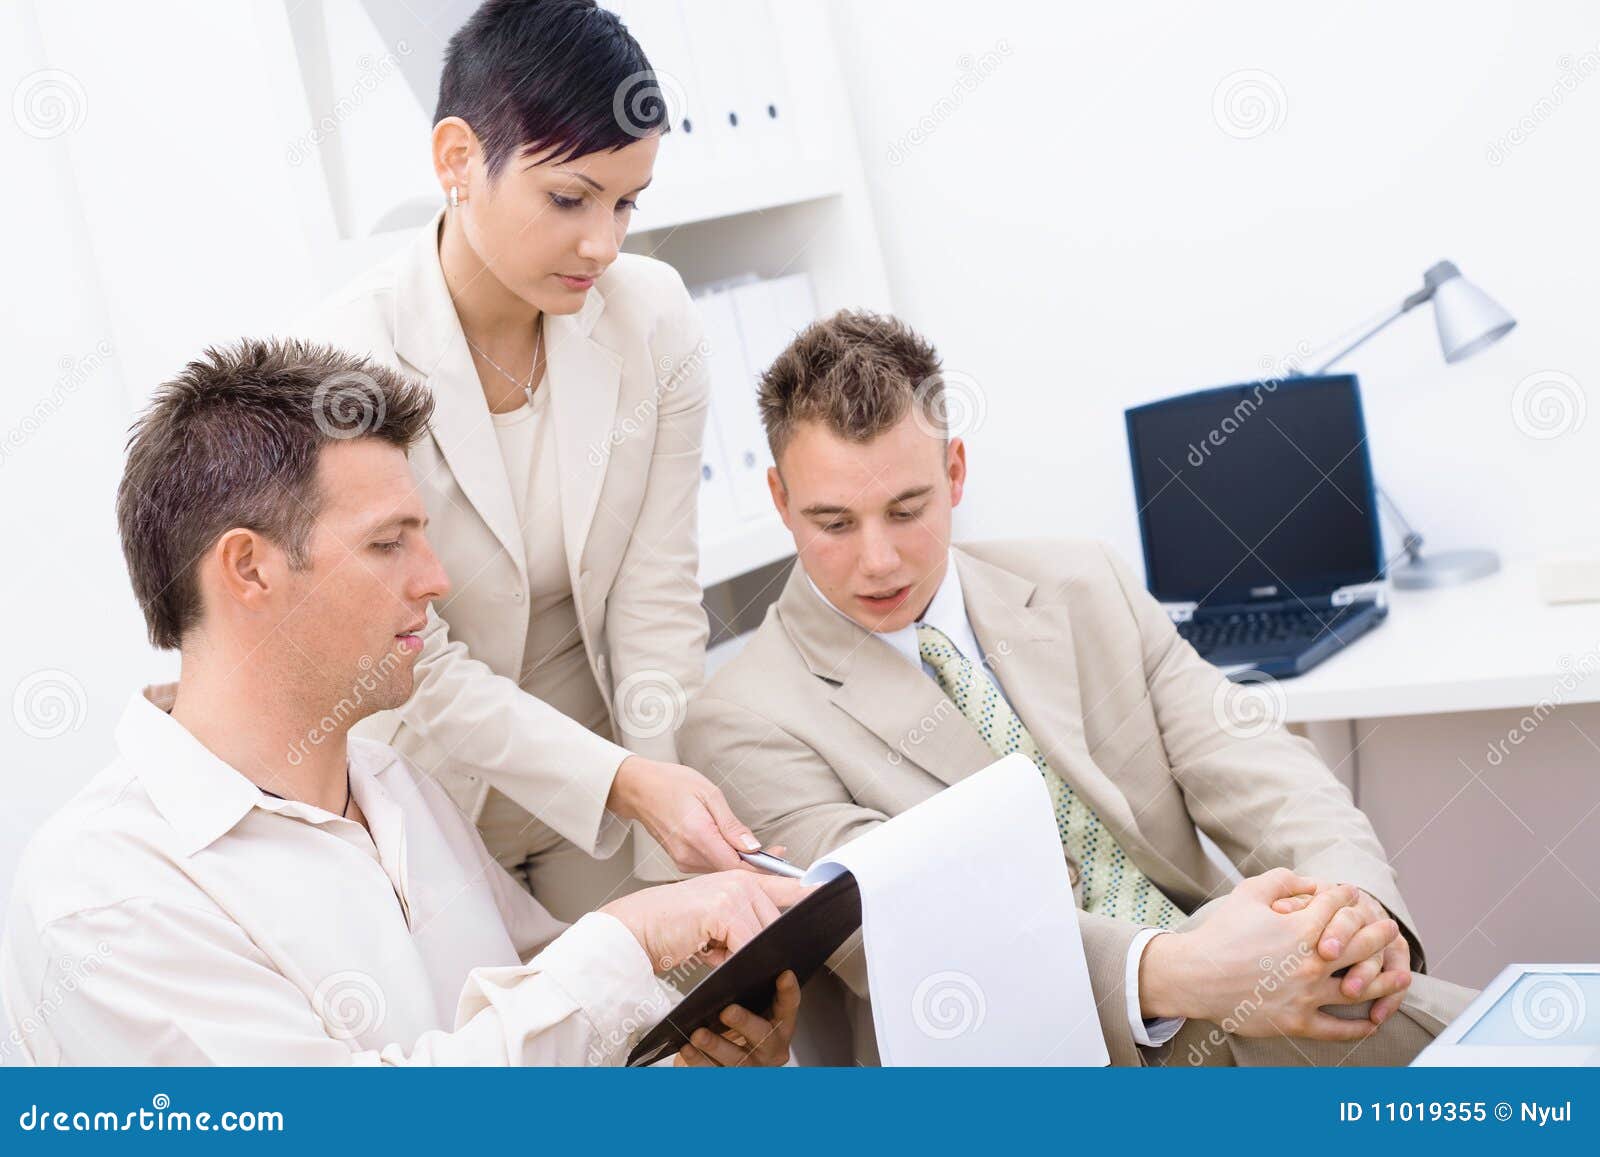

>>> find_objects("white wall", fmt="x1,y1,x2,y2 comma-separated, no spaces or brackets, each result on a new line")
0,2,172,931
0,0,462,934
826,0,1600,570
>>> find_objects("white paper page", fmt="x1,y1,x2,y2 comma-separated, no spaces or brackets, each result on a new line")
803,753,1109,1066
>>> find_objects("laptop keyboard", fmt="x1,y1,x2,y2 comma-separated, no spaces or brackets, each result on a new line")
1177,602,1370,658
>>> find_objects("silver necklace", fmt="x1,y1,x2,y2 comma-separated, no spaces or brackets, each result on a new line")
465,321,543,405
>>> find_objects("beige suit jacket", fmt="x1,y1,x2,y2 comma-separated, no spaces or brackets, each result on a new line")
678,538,1429,1065
294,210,709,877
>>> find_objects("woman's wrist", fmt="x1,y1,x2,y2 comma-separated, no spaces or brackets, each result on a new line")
606,754,650,822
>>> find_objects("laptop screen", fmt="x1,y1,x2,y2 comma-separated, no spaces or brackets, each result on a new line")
1125,374,1384,606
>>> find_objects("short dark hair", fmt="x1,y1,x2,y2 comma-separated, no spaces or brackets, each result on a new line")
436,0,666,180
116,338,434,651
757,309,946,461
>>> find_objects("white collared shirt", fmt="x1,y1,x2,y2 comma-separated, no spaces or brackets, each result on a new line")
0,686,673,1066
806,558,1183,1048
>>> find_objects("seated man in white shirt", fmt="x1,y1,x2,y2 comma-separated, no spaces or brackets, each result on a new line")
0,338,806,1066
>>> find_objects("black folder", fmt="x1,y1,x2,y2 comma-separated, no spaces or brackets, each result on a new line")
626,869,861,1066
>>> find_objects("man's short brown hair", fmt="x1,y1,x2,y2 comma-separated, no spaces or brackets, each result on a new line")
756,309,945,461
116,338,435,650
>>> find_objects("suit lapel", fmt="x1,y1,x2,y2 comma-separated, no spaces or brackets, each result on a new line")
776,567,996,787
545,305,622,580
391,211,528,584
832,643,999,788
956,550,1199,900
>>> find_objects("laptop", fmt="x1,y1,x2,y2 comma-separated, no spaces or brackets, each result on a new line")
1124,373,1387,679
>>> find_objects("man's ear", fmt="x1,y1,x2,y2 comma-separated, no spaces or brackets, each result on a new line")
947,436,968,508
210,527,274,617
766,465,791,530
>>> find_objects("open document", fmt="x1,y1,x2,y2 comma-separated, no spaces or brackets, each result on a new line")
804,752,1109,1066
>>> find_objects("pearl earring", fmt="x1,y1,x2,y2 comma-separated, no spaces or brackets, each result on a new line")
449,186,461,209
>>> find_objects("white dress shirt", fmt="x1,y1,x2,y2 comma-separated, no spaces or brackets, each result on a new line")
806,559,1184,1048
0,686,676,1065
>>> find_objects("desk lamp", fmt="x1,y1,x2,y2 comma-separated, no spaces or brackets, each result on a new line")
1293,260,1516,589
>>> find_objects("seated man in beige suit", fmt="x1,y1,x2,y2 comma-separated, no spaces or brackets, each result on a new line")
678,310,1476,1066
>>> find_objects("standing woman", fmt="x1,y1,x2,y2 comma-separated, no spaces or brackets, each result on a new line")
297,0,759,918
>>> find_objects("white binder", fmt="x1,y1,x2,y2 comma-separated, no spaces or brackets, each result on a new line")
696,394,741,544
728,273,816,398
679,0,747,169
715,0,794,170
606,0,707,187
696,288,772,522
768,271,819,343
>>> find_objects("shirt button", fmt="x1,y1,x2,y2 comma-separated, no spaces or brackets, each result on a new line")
512,589,524,602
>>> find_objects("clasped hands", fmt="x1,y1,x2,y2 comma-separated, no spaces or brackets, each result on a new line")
1139,867,1413,1043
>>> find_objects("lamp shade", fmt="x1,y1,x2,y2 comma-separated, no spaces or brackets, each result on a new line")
1424,260,1517,363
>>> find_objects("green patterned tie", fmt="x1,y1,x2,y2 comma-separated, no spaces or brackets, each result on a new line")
916,622,1184,929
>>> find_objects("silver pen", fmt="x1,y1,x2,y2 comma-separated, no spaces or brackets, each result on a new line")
738,849,807,879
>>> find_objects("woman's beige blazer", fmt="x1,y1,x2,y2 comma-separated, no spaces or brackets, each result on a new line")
293,209,709,875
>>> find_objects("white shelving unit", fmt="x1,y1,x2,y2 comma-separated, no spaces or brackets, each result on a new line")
616,0,895,587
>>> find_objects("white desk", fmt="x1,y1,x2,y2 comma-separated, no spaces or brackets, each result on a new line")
1269,557,1600,988
1281,557,1600,724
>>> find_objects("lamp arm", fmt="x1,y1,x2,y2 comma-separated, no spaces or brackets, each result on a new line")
1286,280,1439,569
1297,293,1428,377
1376,485,1424,565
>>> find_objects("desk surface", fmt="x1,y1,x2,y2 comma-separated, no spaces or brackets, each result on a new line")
1279,558,1600,723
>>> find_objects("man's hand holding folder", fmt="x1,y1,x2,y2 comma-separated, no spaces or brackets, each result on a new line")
600,868,816,1066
